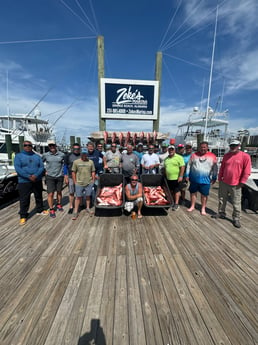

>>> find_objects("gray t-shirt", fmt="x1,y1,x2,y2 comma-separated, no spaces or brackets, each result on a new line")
121,153,139,177
42,151,65,177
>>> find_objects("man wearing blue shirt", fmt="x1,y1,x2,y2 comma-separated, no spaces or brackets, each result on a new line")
14,141,46,225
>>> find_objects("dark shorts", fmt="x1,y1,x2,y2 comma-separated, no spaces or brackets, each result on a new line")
45,175,64,193
167,179,180,193
189,182,210,196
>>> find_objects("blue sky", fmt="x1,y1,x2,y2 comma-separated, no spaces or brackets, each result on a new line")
0,0,258,144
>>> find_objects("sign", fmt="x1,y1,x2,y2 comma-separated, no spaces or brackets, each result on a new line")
100,78,159,120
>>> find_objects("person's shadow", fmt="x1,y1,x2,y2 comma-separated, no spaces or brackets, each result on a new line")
77,319,106,345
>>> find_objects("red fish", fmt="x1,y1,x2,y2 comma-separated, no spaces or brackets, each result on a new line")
146,132,150,145
97,183,123,206
125,131,131,146
103,131,108,144
143,186,169,205
119,132,124,147
153,130,157,143
133,132,137,147
112,132,116,144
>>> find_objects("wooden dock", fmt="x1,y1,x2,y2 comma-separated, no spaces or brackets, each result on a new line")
0,184,257,345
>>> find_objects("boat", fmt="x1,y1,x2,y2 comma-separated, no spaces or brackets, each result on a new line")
0,108,54,162
176,6,229,159
175,106,229,157
0,163,18,199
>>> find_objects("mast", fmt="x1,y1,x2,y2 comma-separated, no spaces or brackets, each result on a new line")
6,70,10,131
204,5,219,141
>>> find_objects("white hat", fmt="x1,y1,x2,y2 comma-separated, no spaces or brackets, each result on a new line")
229,140,240,146
168,145,175,149
47,139,56,145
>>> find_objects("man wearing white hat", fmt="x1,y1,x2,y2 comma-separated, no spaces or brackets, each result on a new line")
212,140,251,228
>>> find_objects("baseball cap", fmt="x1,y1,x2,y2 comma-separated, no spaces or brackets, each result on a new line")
177,144,185,148
47,139,56,145
168,145,175,150
185,142,192,148
137,142,143,146
229,140,240,146
161,142,168,147
81,148,88,154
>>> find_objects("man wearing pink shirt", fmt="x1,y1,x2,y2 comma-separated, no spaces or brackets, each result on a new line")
212,140,251,228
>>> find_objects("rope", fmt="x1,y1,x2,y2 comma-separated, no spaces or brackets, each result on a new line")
0,36,96,45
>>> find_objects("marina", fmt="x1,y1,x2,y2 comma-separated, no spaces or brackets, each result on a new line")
0,184,257,345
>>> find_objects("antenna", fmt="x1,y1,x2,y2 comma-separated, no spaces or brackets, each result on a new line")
204,5,218,140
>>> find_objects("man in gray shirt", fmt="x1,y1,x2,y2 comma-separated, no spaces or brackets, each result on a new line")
42,140,65,218
121,144,139,183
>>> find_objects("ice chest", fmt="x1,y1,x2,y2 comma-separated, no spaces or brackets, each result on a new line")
141,174,173,208
95,173,125,209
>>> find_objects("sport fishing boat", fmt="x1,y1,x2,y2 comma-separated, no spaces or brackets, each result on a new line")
0,109,54,162
175,106,229,156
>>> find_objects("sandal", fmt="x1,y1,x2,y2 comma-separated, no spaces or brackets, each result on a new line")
72,213,78,220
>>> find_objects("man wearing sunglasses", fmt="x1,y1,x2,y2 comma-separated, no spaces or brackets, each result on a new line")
42,140,65,218
64,143,81,214
212,140,251,228
125,175,143,218
14,141,46,225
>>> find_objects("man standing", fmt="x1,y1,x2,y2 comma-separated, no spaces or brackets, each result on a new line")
133,143,144,175
159,143,169,174
121,144,139,183
186,141,217,215
212,140,251,228
14,141,47,225
125,175,143,218
71,148,95,220
163,145,185,211
64,143,81,214
42,140,65,218
141,145,160,174
104,143,122,173
180,143,193,204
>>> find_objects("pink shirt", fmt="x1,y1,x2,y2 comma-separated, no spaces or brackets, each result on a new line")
218,151,251,185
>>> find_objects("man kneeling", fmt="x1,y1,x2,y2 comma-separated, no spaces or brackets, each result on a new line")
125,175,143,219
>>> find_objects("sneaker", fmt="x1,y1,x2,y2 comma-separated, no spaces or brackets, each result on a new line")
172,204,180,211
56,204,64,212
19,218,27,226
68,208,73,214
233,220,241,228
49,209,56,218
72,213,78,220
37,210,49,215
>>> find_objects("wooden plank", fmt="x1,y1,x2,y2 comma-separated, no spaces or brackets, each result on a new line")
113,255,129,345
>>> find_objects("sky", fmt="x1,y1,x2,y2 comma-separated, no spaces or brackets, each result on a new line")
0,0,258,145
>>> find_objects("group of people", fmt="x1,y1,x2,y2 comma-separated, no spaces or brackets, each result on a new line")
14,138,251,228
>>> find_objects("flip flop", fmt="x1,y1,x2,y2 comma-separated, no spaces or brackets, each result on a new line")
138,214,143,219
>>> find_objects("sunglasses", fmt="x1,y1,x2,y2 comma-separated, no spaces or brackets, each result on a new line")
73,148,80,150
131,178,138,181
24,144,32,147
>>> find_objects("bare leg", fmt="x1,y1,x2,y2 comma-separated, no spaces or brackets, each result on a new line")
137,200,143,217
201,195,208,215
57,191,62,205
174,191,180,204
74,197,82,214
187,192,197,212
69,193,75,209
47,192,54,209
